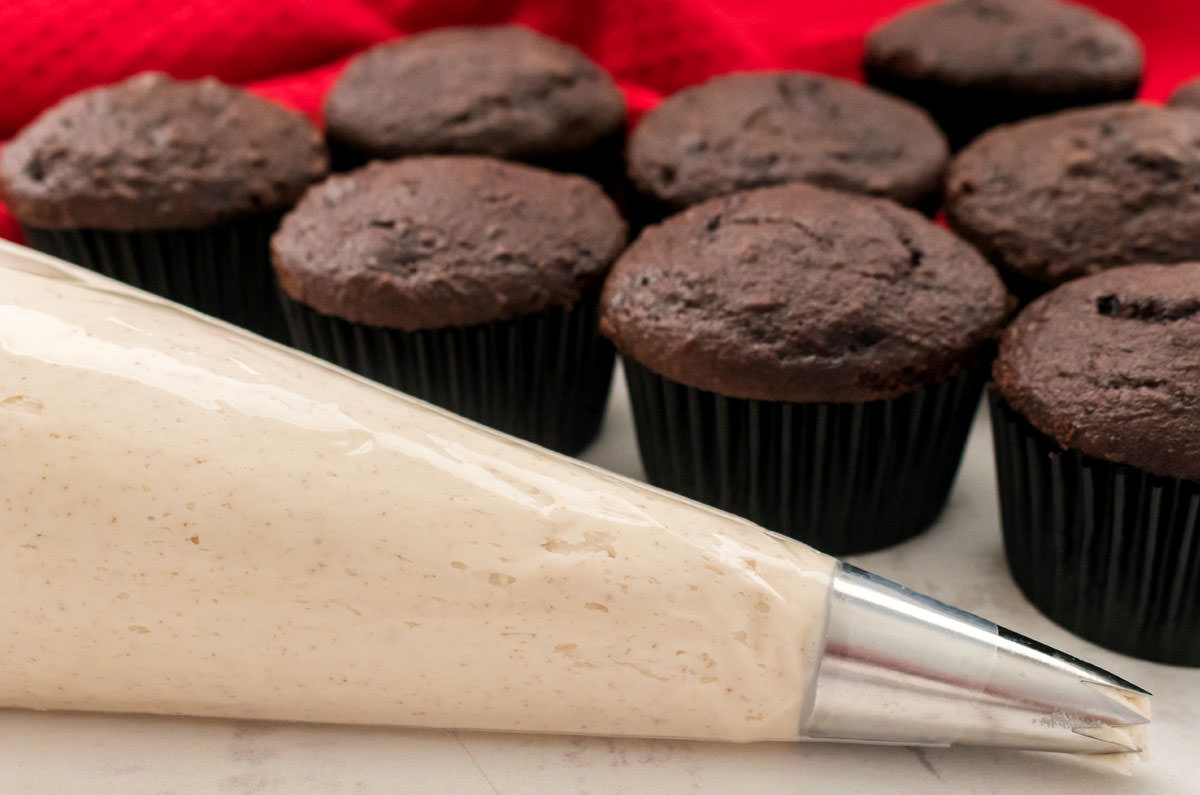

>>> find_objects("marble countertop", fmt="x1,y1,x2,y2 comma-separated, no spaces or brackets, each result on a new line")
1,367,1193,794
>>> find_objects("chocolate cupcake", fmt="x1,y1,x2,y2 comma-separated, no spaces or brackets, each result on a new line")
272,156,626,454
990,263,1200,664
1169,77,1200,109
946,103,1200,301
864,0,1144,149
600,183,1009,554
0,72,328,340
324,25,626,181
625,72,948,220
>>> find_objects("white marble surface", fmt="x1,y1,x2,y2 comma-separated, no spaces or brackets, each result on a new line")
1,366,1194,794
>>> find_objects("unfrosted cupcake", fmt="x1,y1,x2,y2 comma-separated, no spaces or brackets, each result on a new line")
272,156,626,454
946,103,1200,301
865,0,1143,149
323,25,626,181
990,263,1200,664
0,72,328,339
600,183,1009,554
1169,77,1200,109
625,71,949,220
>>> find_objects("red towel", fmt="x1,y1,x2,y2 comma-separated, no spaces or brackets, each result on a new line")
0,0,1194,241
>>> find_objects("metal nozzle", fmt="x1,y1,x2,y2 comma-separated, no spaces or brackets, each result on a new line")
801,564,1150,754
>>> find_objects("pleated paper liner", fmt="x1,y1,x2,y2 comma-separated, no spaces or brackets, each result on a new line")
629,182,943,232
327,128,626,178
863,64,1140,152
996,267,1055,308
326,131,634,222
989,391,1200,665
280,291,615,455
622,360,987,556
21,213,288,341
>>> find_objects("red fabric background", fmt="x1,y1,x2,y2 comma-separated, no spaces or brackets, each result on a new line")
0,0,1194,241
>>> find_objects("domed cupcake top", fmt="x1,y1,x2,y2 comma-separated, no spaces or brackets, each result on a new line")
0,72,328,230
272,156,626,331
600,183,1008,403
324,26,626,162
1169,77,1200,109
947,103,1200,287
994,263,1200,482
866,0,1143,93
625,71,948,212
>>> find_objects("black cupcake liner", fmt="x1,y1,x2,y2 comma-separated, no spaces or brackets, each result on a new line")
989,391,1200,665
629,184,943,233
325,136,376,174
21,214,287,341
328,130,636,234
328,126,628,192
622,361,987,555
863,66,1140,151
997,267,1055,307
280,291,615,455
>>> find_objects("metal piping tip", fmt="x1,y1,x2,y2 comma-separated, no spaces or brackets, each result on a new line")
993,627,1150,754
801,564,1151,755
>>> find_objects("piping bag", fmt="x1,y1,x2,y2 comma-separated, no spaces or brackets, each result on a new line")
0,241,1148,760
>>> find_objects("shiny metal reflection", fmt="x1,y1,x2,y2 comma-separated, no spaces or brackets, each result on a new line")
802,564,1150,754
